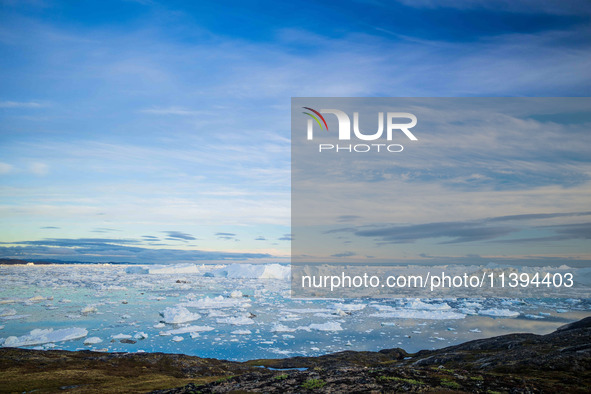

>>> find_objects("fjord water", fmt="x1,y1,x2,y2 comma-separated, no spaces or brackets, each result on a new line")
0,264,589,361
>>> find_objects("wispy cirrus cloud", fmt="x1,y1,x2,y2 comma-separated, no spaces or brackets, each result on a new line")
0,100,47,108
216,232,237,240
0,237,272,263
139,107,202,116
162,231,197,241
348,211,591,244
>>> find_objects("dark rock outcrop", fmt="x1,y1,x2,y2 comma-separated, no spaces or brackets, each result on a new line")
153,316,591,393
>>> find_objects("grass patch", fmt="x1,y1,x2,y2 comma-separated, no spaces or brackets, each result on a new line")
301,378,326,390
0,367,212,393
274,374,288,380
379,376,424,385
440,378,462,389
470,375,484,381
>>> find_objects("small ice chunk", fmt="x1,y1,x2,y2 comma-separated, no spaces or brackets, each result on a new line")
300,322,343,332
216,315,255,325
230,290,243,298
0,308,16,317
160,306,201,324
271,323,296,333
371,310,465,320
331,303,366,312
84,337,103,345
231,329,252,335
125,266,149,274
112,334,132,339
134,332,149,340
161,325,215,335
182,296,250,309
27,296,47,303
478,308,519,318
171,336,184,342
81,305,97,314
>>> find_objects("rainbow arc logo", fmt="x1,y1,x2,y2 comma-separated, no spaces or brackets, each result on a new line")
302,107,328,131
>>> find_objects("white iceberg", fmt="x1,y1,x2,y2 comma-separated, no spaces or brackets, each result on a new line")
231,329,251,335
478,308,519,318
209,263,290,280
161,325,215,335
300,322,343,332
84,337,103,345
182,296,250,309
371,310,466,320
112,333,132,339
3,327,88,347
160,306,201,324
216,315,255,325
271,323,296,333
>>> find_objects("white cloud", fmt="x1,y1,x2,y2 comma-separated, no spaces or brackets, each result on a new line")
29,162,49,176
0,101,46,108
0,162,13,174
139,107,203,116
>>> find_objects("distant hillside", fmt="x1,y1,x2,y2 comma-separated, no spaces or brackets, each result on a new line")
0,258,137,265
0,258,39,265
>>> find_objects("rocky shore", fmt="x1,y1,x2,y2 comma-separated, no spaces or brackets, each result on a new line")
1,317,589,393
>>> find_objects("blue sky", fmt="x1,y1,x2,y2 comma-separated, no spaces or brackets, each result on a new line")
0,0,590,263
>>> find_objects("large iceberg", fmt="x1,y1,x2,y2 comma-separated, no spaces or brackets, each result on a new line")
3,327,88,347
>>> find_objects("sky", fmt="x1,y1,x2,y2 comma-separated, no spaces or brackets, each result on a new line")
0,0,590,264
291,98,591,267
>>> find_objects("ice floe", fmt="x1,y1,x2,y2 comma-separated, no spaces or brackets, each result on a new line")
478,308,520,318
161,325,215,336
84,337,103,345
112,333,132,339
160,306,201,324
231,329,252,335
182,295,250,309
216,315,255,325
208,263,290,280
3,327,87,347
301,322,343,332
